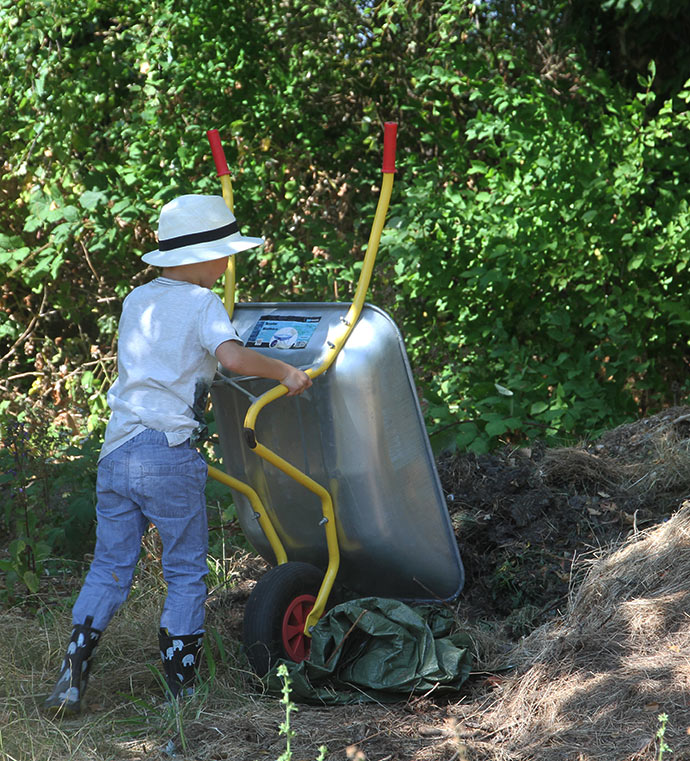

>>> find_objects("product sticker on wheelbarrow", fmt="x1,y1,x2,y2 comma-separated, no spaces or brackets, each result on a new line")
245,315,322,350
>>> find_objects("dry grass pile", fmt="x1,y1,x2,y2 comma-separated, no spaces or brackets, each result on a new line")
456,501,690,761
592,406,690,514
540,447,623,493
541,406,690,513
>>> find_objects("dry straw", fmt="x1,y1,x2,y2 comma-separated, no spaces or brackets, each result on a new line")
461,501,690,760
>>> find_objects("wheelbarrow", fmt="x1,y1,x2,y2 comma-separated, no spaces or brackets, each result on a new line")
205,124,465,675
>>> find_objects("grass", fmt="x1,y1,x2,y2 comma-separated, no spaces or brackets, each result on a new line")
0,556,477,761
7,407,690,760
0,555,259,761
0,542,359,761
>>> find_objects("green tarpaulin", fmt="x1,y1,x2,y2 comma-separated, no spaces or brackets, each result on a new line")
265,597,474,704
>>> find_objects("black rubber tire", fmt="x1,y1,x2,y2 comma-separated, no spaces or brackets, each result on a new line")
242,561,324,676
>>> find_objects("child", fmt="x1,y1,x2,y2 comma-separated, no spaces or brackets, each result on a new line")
45,195,311,714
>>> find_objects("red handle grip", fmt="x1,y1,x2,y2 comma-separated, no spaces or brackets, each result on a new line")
382,122,397,173
207,129,230,177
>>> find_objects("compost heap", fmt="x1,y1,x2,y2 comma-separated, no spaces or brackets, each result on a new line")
438,406,690,637
448,500,690,761
437,406,690,760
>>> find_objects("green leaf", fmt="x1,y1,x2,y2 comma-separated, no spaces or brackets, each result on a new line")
23,571,40,594
485,419,508,437
79,189,108,210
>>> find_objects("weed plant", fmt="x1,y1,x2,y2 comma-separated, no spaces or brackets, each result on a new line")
276,663,328,761
657,713,673,761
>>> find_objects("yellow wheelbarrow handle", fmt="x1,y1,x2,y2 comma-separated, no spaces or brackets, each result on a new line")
207,128,237,318
242,124,398,634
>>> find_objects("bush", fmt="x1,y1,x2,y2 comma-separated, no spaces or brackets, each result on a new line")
0,406,99,602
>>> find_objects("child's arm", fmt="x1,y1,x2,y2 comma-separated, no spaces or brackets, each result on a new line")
215,340,312,397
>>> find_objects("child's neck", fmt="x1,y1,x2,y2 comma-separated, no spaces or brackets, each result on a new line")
160,257,227,290
161,266,203,286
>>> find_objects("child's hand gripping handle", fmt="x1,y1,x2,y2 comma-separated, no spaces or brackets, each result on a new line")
206,128,230,177
382,122,397,174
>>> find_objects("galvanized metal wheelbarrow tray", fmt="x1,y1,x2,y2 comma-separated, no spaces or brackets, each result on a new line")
204,125,464,673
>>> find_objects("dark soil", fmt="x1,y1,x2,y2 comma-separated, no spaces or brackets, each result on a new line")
437,405,690,637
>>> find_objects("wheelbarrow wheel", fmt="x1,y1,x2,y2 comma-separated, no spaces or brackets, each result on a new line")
243,561,324,676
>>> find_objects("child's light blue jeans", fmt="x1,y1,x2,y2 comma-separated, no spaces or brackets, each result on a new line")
72,429,209,635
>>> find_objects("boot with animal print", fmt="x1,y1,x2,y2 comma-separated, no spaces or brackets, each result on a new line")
158,629,204,700
44,616,102,715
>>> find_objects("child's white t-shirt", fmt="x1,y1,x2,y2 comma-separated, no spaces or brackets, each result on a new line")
100,277,241,460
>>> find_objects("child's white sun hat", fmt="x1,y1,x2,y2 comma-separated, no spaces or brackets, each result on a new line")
142,194,264,266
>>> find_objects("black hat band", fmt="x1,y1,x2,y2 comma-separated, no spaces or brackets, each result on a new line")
158,221,239,252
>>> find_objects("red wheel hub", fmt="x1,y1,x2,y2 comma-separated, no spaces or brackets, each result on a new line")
281,594,316,663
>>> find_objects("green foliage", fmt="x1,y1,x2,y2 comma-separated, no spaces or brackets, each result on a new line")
0,409,98,602
1,0,689,463
382,58,690,452
574,0,690,100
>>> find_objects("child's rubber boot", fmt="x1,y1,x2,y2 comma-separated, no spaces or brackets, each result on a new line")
44,616,102,715
158,629,204,700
